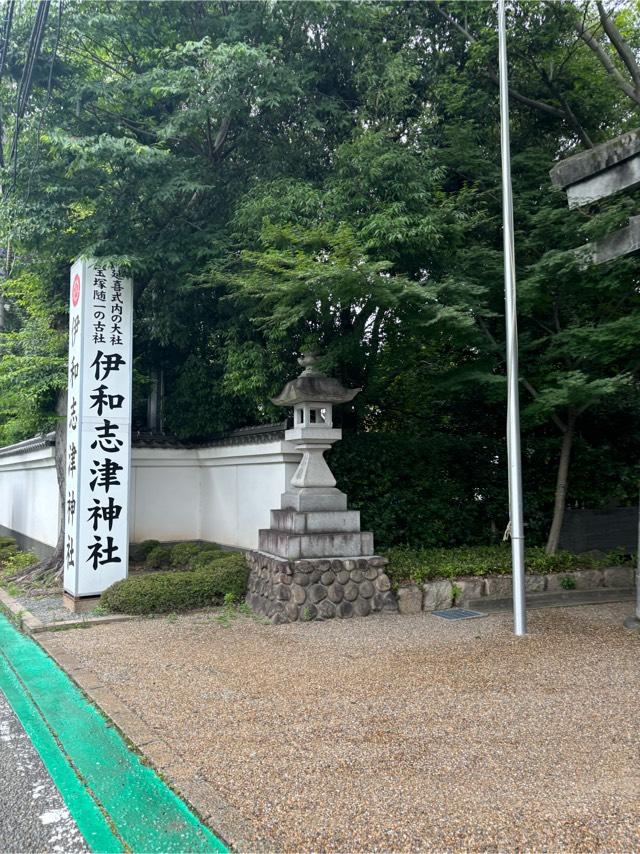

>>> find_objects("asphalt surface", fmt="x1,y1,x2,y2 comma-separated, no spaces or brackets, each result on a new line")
0,691,88,854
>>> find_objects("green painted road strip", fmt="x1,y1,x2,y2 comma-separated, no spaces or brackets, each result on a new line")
0,652,122,852
0,614,229,853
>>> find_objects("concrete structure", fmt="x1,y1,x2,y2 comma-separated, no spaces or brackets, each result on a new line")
0,425,300,557
63,259,134,599
257,353,367,558
575,214,640,268
247,354,397,623
550,128,640,266
550,128,640,208
550,127,640,628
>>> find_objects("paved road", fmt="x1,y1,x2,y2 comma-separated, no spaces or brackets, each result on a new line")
0,692,87,854
0,611,227,853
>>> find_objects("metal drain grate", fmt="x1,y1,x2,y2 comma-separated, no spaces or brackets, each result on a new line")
432,607,487,621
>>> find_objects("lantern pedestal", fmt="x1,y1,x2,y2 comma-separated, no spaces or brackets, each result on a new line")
246,552,397,625
259,507,373,560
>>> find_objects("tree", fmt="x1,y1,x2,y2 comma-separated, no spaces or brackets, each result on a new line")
0,0,638,569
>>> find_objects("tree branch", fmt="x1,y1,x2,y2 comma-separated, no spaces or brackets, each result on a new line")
476,317,568,433
539,66,593,148
434,4,566,119
213,116,231,157
596,1,640,92
206,115,214,159
575,16,640,106
520,377,568,433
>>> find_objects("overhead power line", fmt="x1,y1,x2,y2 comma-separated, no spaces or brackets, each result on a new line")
0,0,16,171
10,0,51,179
26,0,62,201
0,0,16,80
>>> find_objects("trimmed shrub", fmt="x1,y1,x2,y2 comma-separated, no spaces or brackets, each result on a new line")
385,544,632,587
145,546,172,570
129,540,161,562
171,541,220,570
0,537,18,564
190,548,236,570
101,553,249,614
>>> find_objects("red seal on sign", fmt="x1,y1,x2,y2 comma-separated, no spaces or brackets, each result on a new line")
72,274,81,307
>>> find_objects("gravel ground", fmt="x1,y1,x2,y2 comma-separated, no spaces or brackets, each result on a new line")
14,594,78,625
47,603,639,852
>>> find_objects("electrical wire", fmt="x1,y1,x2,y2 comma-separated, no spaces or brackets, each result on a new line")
0,0,16,80
0,0,16,170
25,0,61,202
10,0,50,181
17,0,49,117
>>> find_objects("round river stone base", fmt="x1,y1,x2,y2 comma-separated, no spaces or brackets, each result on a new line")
246,551,398,624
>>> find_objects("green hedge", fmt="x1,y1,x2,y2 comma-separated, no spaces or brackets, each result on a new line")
101,552,248,615
139,540,223,571
330,430,640,550
170,541,220,569
385,544,632,586
129,540,160,562
329,431,509,550
0,538,38,582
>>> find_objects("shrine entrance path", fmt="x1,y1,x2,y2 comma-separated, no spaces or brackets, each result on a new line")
38,602,640,852
0,613,228,853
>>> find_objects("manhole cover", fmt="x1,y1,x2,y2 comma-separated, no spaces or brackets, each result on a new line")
432,607,487,621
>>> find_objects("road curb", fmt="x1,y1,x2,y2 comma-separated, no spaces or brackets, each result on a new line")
0,588,268,850
36,632,269,853
0,588,44,632
0,588,134,633
0,614,230,852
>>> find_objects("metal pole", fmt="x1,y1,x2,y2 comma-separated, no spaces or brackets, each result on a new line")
498,0,527,635
636,487,640,620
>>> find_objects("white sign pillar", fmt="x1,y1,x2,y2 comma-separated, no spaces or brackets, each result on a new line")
63,259,133,599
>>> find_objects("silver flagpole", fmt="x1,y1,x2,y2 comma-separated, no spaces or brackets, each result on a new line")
635,487,640,621
498,0,527,636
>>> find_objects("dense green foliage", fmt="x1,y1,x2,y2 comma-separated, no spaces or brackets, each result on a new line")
331,417,640,549
1,1,639,549
0,536,38,583
144,546,172,570
139,540,224,570
100,552,249,614
170,541,221,569
0,536,18,557
128,540,160,563
385,544,633,586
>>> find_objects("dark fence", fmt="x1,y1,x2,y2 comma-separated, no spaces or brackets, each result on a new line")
559,506,639,554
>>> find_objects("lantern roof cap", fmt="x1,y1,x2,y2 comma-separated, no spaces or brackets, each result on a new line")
271,353,361,407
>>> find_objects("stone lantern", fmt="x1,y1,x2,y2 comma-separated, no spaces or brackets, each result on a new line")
245,353,396,624
271,352,359,513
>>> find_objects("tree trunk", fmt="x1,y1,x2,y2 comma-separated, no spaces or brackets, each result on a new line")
16,390,67,585
545,411,576,555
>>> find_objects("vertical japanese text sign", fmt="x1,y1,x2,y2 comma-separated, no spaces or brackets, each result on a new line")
64,259,133,597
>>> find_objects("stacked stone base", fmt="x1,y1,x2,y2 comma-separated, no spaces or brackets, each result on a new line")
246,551,398,624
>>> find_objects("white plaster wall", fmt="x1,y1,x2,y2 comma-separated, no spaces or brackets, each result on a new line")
0,447,59,548
0,438,302,552
198,444,300,549
130,449,202,543
131,441,300,549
